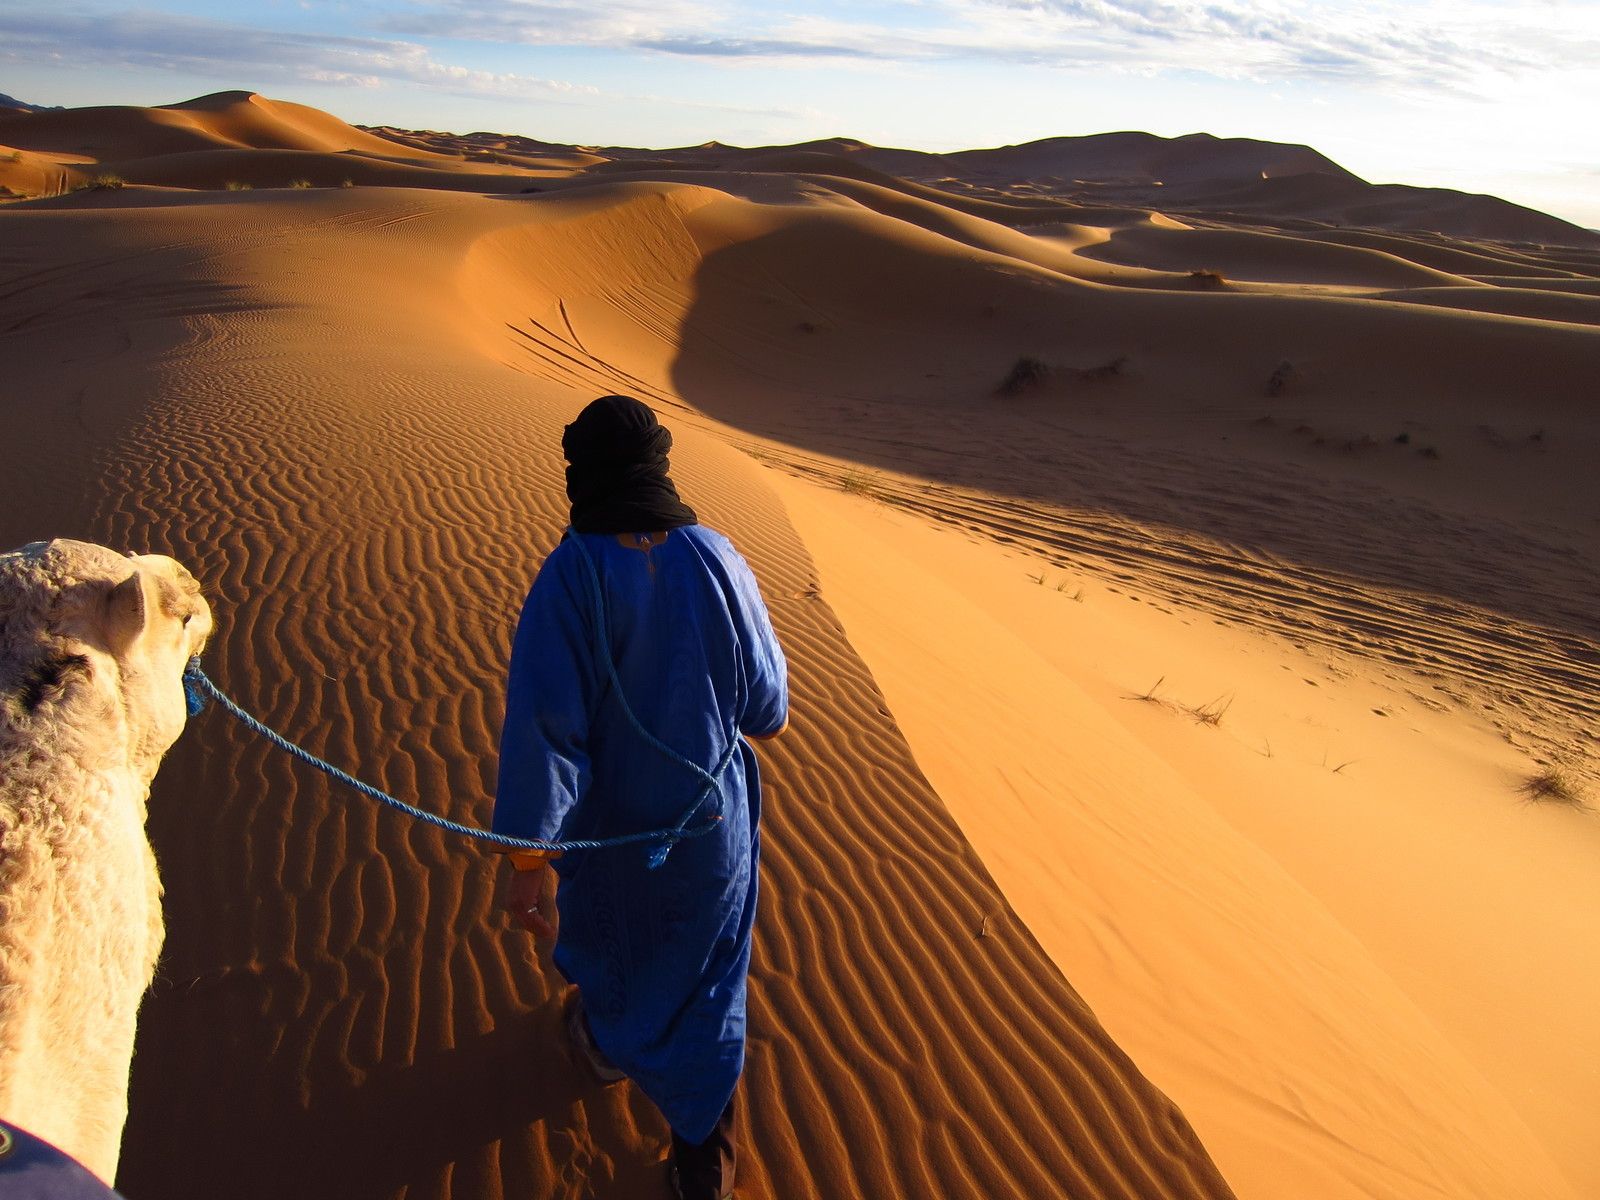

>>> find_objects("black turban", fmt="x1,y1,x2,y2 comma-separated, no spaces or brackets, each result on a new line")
561,395,698,534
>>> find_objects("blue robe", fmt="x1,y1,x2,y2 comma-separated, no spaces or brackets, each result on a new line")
492,525,788,1144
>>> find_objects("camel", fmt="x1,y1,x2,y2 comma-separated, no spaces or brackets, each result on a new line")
0,538,212,1184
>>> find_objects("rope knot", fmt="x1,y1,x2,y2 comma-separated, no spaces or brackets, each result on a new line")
183,656,210,718
644,814,724,870
645,840,676,870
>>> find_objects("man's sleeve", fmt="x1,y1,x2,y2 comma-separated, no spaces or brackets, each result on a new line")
491,545,598,843
724,547,789,738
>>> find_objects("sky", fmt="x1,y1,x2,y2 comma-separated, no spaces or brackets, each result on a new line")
2,0,1597,229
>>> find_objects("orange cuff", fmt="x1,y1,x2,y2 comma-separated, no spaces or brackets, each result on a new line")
507,848,561,870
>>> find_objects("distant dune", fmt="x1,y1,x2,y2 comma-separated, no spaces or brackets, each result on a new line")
946,130,1356,185
3,90,1593,246
2,92,1597,1200
0,91,61,114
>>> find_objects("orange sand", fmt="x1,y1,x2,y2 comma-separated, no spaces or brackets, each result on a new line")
1,92,1596,1200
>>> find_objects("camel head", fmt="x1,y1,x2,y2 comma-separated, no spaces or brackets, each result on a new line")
0,539,213,779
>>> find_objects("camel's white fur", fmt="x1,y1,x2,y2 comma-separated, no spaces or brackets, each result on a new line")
0,538,212,1183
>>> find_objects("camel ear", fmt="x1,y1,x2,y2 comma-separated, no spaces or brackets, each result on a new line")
103,569,150,655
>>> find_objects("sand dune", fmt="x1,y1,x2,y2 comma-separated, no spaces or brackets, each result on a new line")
767,473,1592,1200
0,145,72,201
3,93,1598,1200
2,184,1234,1200
0,91,451,161
85,147,536,193
8,91,1595,249
360,115,1597,249
1179,172,1600,248
0,91,526,195
1075,223,1474,288
1369,284,1600,326
459,180,1600,1193
946,130,1355,186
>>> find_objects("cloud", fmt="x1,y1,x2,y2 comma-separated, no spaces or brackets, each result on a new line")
383,1,897,63
633,37,880,60
384,0,1600,94
0,7,592,99
0,5,816,120
10,1,1596,132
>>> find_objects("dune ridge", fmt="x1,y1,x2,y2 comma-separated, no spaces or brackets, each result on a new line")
766,469,1590,1200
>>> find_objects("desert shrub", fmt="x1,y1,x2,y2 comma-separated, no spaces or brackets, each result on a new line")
5,150,21,163
1187,269,1227,289
997,356,1049,397
87,173,125,190
224,180,252,191
289,178,313,189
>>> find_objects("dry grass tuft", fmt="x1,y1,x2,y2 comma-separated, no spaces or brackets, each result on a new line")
1520,766,1587,808
289,178,313,189
1133,676,1166,703
224,180,252,191
1185,694,1234,727
1266,360,1295,396
840,468,880,498
1128,678,1233,728
997,356,1049,397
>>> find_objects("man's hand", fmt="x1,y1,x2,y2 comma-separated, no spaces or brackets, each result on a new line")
502,860,558,940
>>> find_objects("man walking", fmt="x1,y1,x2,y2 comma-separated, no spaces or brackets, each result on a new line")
493,395,788,1200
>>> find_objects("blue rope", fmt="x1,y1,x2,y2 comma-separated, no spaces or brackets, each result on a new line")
566,531,740,867
183,529,740,866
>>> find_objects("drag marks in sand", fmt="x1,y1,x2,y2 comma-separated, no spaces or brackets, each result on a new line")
749,444,1599,779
